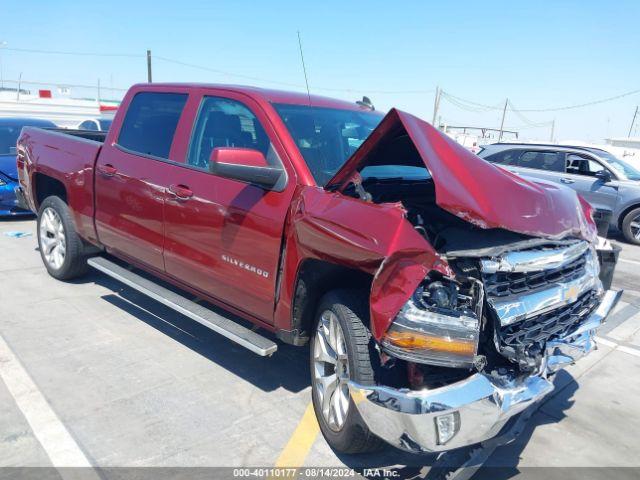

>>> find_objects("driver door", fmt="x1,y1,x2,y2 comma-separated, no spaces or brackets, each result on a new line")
562,153,619,214
162,92,296,323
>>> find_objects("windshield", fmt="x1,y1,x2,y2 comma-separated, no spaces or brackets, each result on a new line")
273,103,383,185
587,148,640,181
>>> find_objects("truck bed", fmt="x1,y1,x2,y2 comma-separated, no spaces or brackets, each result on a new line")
18,127,105,243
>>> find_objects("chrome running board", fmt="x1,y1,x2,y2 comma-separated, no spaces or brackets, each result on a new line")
88,257,278,356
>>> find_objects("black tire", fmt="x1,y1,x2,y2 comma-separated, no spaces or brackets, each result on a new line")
310,289,385,454
37,196,88,280
621,207,640,245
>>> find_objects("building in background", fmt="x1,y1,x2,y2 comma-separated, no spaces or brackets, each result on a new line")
0,87,118,127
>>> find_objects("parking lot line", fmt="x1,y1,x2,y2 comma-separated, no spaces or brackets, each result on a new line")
619,258,640,267
595,336,640,358
0,333,92,468
274,402,319,468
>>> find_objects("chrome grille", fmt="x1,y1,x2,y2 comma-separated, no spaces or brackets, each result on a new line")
498,291,600,350
482,251,588,298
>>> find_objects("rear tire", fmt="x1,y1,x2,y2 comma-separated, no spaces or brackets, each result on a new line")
621,207,640,245
37,196,88,280
310,289,385,454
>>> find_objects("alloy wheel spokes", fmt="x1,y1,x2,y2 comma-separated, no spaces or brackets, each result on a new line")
313,310,351,432
39,208,66,269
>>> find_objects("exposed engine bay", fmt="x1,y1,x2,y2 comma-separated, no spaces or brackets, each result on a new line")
344,164,607,389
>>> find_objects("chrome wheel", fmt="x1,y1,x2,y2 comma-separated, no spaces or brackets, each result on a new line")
630,214,640,240
313,310,350,432
39,207,66,270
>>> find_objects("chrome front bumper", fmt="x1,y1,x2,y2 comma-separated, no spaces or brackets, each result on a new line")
349,289,622,453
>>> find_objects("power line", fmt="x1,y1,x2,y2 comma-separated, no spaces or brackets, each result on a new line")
0,78,127,91
4,47,143,58
442,88,640,113
4,46,433,95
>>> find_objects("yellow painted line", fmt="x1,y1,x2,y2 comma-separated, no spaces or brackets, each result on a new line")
274,402,320,468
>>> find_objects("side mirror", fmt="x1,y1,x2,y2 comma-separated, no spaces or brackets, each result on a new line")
595,169,612,182
210,147,284,190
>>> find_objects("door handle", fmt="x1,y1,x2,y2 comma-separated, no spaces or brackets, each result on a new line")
97,164,117,177
560,178,575,184
168,184,193,200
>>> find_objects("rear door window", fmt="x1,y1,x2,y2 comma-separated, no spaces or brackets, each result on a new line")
484,149,521,166
517,151,565,172
117,92,188,159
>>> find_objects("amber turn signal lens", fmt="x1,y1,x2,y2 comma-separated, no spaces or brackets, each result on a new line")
384,330,476,355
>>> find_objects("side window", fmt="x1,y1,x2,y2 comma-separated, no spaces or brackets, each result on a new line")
187,96,274,171
566,154,606,177
485,149,521,165
517,151,564,172
117,92,187,159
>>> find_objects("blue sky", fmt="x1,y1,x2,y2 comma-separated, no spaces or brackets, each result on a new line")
1,0,639,141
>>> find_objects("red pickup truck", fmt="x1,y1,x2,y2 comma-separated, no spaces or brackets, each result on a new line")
16,83,621,454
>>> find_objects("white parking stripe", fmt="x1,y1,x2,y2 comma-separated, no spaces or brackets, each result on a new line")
595,336,640,358
619,258,640,266
0,333,92,468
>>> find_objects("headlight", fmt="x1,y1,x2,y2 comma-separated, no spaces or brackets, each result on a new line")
381,274,483,368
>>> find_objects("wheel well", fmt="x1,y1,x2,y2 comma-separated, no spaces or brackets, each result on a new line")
34,173,67,208
291,260,373,341
618,204,640,230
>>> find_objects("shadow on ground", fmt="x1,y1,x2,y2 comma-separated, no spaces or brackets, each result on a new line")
83,264,581,478
83,270,311,394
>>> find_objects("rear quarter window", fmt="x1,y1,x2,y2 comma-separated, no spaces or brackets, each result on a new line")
117,92,188,159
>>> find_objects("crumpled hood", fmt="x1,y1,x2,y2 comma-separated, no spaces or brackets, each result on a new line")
0,154,18,180
326,108,596,242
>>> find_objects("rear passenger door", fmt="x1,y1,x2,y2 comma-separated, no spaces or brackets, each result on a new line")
162,92,296,323
95,90,188,272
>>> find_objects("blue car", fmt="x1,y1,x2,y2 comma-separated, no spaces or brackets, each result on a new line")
0,117,57,216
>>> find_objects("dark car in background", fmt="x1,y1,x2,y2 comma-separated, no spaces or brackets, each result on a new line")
0,117,57,216
478,143,640,244
76,117,113,131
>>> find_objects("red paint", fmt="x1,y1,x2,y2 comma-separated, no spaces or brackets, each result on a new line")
17,83,599,344
327,108,598,243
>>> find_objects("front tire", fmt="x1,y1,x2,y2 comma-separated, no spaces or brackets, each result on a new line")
37,196,88,280
621,207,640,245
310,289,384,454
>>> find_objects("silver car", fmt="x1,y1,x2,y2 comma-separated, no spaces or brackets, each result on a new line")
478,143,640,244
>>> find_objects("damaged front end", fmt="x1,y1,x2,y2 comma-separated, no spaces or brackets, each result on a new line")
324,108,622,453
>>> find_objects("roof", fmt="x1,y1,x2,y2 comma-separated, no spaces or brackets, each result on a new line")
0,117,57,127
482,142,610,154
132,83,372,111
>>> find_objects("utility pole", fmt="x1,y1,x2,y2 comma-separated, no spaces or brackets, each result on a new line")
550,119,555,143
629,106,639,138
432,86,441,127
146,50,153,83
97,78,101,105
16,72,22,101
498,98,508,142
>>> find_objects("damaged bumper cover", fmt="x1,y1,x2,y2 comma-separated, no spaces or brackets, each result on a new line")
349,289,621,453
